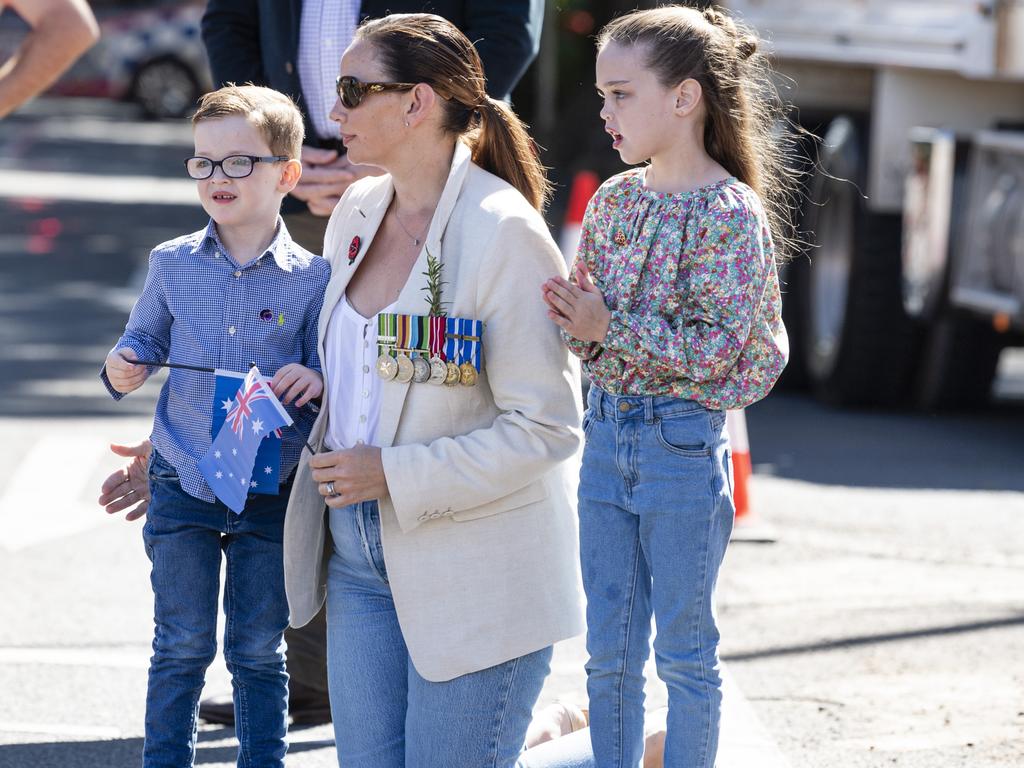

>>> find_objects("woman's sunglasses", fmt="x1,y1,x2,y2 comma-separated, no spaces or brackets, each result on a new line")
335,75,416,109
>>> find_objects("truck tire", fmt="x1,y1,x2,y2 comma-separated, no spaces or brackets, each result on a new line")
802,116,921,406
914,311,1002,410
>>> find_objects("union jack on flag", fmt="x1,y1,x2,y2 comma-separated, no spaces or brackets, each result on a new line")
198,365,293,514
226,377,270,437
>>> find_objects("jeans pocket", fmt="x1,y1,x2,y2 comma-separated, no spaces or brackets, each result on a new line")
149,451,179,482
655,415,712,458
581,408,598,437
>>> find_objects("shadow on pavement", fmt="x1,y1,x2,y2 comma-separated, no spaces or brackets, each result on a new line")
746,394,1024,492
723,612,1024,663
0,198,203,419
0,729,334,767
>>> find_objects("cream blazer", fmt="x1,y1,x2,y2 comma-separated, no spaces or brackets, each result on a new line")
283,141,585,682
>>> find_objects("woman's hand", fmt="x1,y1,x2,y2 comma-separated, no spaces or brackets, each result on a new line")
310,445,388,508
98,440,152,521
541,261,612,343
271,364,323,407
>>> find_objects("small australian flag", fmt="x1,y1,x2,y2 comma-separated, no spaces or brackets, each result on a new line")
198,365,292,514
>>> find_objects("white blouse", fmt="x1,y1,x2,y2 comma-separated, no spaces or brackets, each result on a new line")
323,295,396,451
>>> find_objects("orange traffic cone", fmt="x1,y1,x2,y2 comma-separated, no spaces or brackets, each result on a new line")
726,409,752,522
726,409,775,542
559,170,600,264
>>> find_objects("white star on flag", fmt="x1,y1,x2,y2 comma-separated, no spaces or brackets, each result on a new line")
251,418,264,435
250,480,258,488
240,477,247,486
215,471,223,479
214,450,221,459
232,448,237,456
222,398,235,412
264,466,272,474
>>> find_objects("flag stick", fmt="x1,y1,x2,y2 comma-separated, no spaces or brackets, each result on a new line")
132,359,216,374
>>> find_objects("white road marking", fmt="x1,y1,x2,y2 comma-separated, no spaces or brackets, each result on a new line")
0,170,196,205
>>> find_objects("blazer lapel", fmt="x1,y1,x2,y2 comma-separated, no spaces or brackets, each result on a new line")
375,141,474,449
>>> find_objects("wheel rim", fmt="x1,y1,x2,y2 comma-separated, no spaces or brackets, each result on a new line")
808,179,854,380
135,61,195,118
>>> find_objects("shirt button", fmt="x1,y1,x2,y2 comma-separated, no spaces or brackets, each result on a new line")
356,439,364,445
362,390,369,397
359,415,366,423
364,341,369,348
362,365,369,374
228,326,236,335
619,402,631,412
234,270,242,278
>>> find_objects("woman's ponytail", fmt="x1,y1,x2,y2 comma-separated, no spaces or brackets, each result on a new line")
471,97,552,212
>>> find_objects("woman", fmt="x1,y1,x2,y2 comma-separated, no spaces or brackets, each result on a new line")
282,14,585,766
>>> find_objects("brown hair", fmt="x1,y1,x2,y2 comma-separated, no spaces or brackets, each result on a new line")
192,84,304,159
598,4,798,259
355,13,552,211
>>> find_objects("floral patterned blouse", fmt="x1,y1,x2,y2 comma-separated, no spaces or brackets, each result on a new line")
563,168,788,410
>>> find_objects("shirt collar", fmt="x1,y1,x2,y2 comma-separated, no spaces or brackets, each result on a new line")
194,217,298,272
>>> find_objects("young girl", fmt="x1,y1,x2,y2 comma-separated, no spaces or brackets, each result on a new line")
542,6,791,768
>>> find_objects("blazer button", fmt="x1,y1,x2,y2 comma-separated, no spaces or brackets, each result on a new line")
285,61,294,74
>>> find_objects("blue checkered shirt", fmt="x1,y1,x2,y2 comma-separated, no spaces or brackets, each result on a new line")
102,219,331,503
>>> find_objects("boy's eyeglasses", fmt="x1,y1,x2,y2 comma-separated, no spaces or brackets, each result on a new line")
184,155,289,180
335,75,415,109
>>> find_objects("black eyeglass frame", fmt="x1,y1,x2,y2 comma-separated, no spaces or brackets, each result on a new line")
335,75,416,109
184,155,290,180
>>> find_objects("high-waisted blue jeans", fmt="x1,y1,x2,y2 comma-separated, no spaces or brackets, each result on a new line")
326,499,553,768
576,386,734,768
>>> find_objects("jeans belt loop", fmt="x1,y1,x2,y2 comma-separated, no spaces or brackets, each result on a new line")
644,396,655,424
593,386,604,421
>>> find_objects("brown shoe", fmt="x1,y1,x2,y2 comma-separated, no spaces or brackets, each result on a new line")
198,695,235,726
198,691,332,728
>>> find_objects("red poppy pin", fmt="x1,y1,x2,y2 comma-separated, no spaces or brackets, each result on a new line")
347,235,361,265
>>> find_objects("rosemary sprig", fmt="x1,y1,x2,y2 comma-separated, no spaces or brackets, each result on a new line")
422,247,448,316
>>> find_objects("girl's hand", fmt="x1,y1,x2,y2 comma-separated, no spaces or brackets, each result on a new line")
542,262,612,343
271,364,323,407
310,446,388,508
105,347,148,394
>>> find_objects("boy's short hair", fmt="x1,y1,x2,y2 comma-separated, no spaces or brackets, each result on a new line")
192,84,304,159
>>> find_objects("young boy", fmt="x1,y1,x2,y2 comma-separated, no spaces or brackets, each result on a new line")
101,85,330,767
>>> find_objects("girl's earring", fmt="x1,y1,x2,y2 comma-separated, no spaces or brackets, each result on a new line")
404,120,410,127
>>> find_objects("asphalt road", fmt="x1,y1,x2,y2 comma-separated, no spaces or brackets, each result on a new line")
1,99,1021,768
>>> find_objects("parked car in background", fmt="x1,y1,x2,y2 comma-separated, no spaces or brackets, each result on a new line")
0,0,211,118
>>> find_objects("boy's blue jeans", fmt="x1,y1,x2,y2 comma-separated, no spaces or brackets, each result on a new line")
578,387,734,768
142,450,290,768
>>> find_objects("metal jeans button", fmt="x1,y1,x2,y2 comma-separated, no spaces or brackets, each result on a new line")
619,402,631,412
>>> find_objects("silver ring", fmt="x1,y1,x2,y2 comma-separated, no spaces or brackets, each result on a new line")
325,481,336,496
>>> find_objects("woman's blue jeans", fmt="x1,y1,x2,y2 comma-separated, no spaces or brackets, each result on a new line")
577,386,734,768
142,450,290,768
326,500,552,768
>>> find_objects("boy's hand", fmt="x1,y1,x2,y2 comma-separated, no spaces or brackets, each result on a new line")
105,347,148,394
271,364,323,407
542,261,612,343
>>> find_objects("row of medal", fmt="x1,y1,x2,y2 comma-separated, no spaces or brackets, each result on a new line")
375,313,483,387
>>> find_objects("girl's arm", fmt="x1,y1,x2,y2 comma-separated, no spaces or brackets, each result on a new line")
602,203,772,382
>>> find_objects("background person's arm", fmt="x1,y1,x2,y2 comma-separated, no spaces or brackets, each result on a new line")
0,0,99,118
463,0,543,100
200,0,265,88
